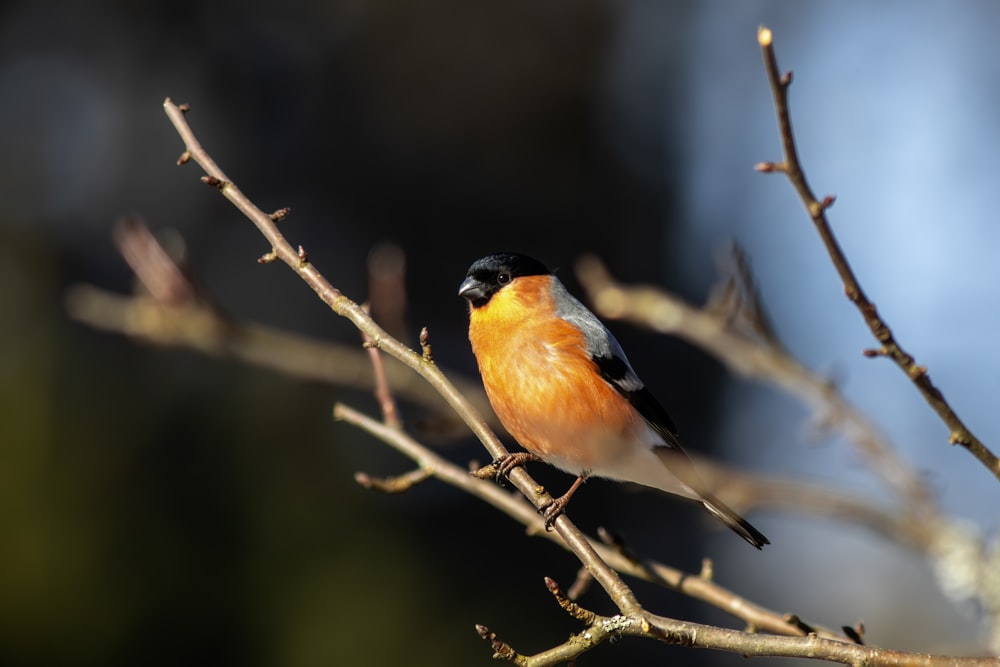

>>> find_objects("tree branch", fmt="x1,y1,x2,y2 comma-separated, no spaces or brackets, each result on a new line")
65,283,495,430
755,25,1000,482
483,585,997,667
335,402,848,638
337,402,999,665
157,93,999,663
163,96,645,621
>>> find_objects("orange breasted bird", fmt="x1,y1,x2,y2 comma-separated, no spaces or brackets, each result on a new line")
459,252,768,549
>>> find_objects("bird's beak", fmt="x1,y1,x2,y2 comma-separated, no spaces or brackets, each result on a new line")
458,276,483,301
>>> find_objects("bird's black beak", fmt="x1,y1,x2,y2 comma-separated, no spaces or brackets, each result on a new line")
458,276,488,307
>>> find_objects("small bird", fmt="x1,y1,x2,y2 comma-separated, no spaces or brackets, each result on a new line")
459,252,768,549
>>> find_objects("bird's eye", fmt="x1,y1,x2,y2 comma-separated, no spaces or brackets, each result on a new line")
497,272,511,285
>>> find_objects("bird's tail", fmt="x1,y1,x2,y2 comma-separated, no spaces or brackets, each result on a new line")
700,496,769,550
651,446,769,549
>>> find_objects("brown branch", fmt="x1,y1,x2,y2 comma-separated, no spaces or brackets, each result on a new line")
474,574,996,666
65,284,496,429
113,216,202,307
361,244,405,428
160,96,997,664
361,330,403,428
755,26,1000,482
70,216,497,435
335,403,858,644
361,244,406,428
361,305,403,429
162,97,645,621
635,611,998,667
487,599,997,667
355,468,431,493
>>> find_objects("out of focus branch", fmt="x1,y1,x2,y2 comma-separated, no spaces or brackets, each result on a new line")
361,243,407,428
68,218,497,434
576,254,997,641
755,26,1000,483
66,282,494,430
577,255,939,531
701,466,919,548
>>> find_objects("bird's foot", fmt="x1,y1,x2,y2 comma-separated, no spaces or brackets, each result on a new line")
540,494,571,530
493,452,540,479
539,473,587,531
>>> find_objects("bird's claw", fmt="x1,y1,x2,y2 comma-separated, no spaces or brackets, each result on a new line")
540,495,570,530
493,452,539,479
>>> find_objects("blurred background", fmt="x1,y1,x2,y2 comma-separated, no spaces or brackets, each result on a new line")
3,0,1000,664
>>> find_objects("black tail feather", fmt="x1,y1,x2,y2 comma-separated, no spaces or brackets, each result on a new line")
702,498,769,550
651,445,769,549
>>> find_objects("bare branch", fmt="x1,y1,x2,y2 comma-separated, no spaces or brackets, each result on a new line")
163,97,645,621
361,245,406,428
755,26,1000,482
113,216,202,308
474,574,996,666
354,468,431,493
156,95,999,664
65,284,495,427
334,402,856,643
360,306,403,429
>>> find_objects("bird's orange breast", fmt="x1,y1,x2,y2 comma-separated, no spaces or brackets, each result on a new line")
468,276,642,473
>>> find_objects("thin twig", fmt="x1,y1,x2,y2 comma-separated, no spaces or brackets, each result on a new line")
475,572,995,666
362,245,405,428
113,216,202,307
163,97,644,620
355,468,431,493
755,26,1000,482
361,304,403,429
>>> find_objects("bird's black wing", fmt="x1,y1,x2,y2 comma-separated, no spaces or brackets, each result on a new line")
548,277,682,449
591,353,682,450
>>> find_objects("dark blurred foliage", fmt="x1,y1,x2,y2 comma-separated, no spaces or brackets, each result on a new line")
4,0,972,665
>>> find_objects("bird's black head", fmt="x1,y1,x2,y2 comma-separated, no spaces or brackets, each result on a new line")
458,252,552,308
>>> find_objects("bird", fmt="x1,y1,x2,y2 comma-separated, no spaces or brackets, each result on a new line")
458,252,769,549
